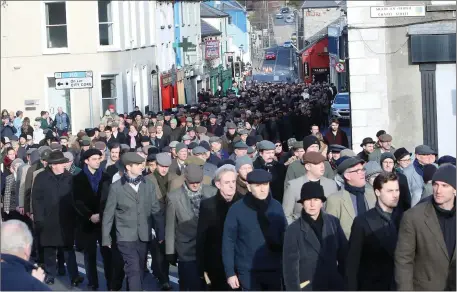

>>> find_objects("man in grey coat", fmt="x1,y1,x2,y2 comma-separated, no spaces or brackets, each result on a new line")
285,135,334,186
283,151,338,224
165,163,217,291
192,146,217,179
102,152,164,291
369,133,396,164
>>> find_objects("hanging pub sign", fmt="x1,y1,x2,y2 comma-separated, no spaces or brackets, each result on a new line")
205,40,220,60
162,73,172,86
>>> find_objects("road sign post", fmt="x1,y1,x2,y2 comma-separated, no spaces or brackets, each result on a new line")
54,71,94,127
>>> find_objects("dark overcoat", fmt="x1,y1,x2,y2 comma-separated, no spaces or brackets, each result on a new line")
282,211,348,291
31,168,76,247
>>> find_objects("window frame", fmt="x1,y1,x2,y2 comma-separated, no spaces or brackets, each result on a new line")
139,1,146,47
129,1,138,48
149,0,156,46
96,0,121,51
41,0,70,55
98,73,124,117
123,1,131,49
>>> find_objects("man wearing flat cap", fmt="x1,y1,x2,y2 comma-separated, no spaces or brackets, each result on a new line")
168,142,188,176
221,122,238,154
206,114,223,137
402,144,437,207
283,182,347,291
209,136,229,164
168,156,213,192
192,146,217,179
32,151,84,286
229,141,249,162
395,164,456,291
145,152,173,290
357,137,376,162
73,149,112,290
165,163,217,290
283,151,338,224
325,157,377,239
102,152,164,291
222,169,287,290
369,133,396,164
253,140,287,203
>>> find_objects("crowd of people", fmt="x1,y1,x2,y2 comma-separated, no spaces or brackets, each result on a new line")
0,81,455,291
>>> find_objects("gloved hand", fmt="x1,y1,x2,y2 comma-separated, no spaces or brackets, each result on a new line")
165,254,177,266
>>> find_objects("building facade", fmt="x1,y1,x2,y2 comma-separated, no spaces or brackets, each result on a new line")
1,0,163,131
347,0,456,156
301,0,346,40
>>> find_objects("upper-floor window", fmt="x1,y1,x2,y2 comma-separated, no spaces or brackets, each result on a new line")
98,0,114,46
45,2,68,48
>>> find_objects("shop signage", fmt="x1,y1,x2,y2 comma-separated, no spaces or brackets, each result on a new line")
205,40,220,60
304,62,310,77
312,68,329,74
370,5,425,18
162,73,172,86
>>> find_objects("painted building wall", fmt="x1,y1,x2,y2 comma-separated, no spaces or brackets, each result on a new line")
303,7,343,40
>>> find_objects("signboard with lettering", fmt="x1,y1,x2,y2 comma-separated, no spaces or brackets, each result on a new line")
312,68,329,74
205,40,220,60
370,5,425,18
54,71,93,90
304,62,310,77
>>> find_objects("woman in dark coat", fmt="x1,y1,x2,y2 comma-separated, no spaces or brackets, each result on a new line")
126,124,140,150
283,182,347,291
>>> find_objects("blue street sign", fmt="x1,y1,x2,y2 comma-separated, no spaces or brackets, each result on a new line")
54,71,93,79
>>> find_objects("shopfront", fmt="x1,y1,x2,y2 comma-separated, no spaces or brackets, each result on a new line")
160,71,177,110
177,69,185,105
301,36,330,84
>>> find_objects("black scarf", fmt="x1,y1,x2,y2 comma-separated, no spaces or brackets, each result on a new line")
153,170,169,199
301,209,324,243
433,198,456,259
121,173,145,186
216,191,241,219
345,182,367,215
244,192,282,252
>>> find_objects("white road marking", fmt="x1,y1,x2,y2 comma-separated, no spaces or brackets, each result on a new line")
273,47,280,73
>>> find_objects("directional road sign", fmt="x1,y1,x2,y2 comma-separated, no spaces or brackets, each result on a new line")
54,71,93,90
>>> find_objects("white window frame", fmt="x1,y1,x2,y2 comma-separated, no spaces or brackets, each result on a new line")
167,2,173,28
99,73,124,117
41,1,70,55
129,1,138,48
96,0,121,52
186,3,191,27
139,1,146,47
123,1,131,49
431,1,456,4
149,0,156,45
194,3,198,26
141,65,149,110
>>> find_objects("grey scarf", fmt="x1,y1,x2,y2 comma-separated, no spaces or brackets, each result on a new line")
183,183,203,217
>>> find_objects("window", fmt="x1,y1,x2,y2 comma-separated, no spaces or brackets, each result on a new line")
98,1,113,46
228,16,232,25
47,77,71,129
45,2,68,48
101,75,118,112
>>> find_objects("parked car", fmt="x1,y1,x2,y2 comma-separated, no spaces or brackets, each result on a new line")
330,92,350,123
265,51,276,60
282,41,292,48
275,13,284,19
285,15,294,23
280,7,290,14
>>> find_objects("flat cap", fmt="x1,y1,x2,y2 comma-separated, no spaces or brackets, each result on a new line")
81,136,91,146
365,161,382,179
156,153,172,166
40,149,52,161
186,117,193,122
188,142,198,150
196,126,207,134
257,140,275,151
187,127,196,133
184,164,204,183
415,145,437,155
234,141,249,149
59,135,68,141
340,149,356,158
209,114,216,119
182,134,192,141
292,141,304,150
246,169,272,184
185,156,205,166
247,147,255,155
379,134,392,142
26,148,36,155
226,122,236,129
209,136,222,143
50,143,63,151
120,144,130,151
302,151,326,164
94,141,106,151
169,141,179,148
63,151,74,161
176,142,188,153
82,149,103,161
199,141,211,152
11,158,24,170
192,146,208,155
142,145,153,155
329,144,346,153
337,157,364,175
121,152,144,165
238,129,249,135
38,146,51,155
235,155,253,172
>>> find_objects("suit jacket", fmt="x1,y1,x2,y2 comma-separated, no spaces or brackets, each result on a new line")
283,175,338,224
395,200,456,291
325,188,377,239
283,211,348,291
284,160,334,187
111,131,126,145
369,147,396,164
102,178,164,246
168,159,185,176
165,185,217,261
346,206,401,290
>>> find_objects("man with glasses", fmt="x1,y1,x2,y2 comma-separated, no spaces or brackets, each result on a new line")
394,147,412,172
380,152,411,213
326,157,377,239
402,145,437,207
369,133,396,164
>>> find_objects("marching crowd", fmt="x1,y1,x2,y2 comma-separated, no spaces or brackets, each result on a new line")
0,81,455,291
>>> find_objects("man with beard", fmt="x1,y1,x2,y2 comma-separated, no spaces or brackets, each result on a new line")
346,172,402,290
324,120,349,148
357,137,375,162
253,140,286,203
235,156,253,195
196,165,242,290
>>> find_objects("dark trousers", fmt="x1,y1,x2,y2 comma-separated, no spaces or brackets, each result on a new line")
117,240,147,291
178,260,205,291
43,246,79,280
149,238,169,285
110,242,127,291
82,229,112,289
238,270,282,291
207,268,232,291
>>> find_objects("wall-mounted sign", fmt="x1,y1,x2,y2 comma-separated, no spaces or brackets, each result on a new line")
304,62,310,77
370,5,425,18
312,67,329,74
162,73,172,86
205,40,220,60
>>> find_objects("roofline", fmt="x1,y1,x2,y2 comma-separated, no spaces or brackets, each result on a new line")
202,32,223,37
201,15,229,19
